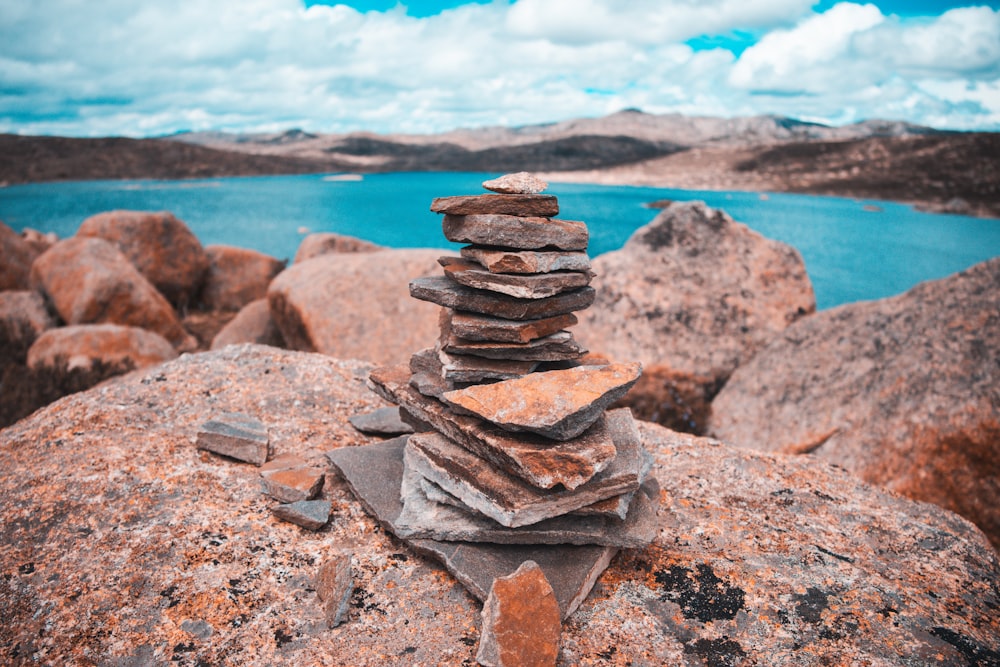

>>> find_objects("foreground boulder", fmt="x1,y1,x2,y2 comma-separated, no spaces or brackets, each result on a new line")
268,249,443,365
710,257,1000,550
0,345,996,665
0,220,38,292
576,201,815,431
199,245,286,312
0,290,54,365
77,210,210,309
293,232,383,263
30,237,195,349
27,323,177,373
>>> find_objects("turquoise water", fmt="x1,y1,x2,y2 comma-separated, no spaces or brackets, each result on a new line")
1,172,998,310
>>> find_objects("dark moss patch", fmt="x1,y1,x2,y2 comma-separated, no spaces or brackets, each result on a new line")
654,563,745,623
683,637,747,667
931,626,1000,666
793,587,829,624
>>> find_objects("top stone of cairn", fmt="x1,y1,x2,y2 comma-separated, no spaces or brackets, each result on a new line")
482,172,548,195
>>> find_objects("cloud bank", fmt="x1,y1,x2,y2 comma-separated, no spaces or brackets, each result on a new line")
1,0,997,136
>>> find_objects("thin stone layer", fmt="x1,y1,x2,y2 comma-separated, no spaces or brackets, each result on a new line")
445,310,578,344
442,330,585,363
443,215,587,251
370,363,616,490
410,276,595,321
430,194,559,217
440,256,593,299
461,246,592,275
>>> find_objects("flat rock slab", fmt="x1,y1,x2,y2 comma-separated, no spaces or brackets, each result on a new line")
482,172,548,195
261,465,325,503
462,246,592,275
397,457,660,547
440,256,593,299
370,364,618,490
403,410,650,528
435,347,539,383
411,276,595,321
326,437,617,620
272,499,331,530
477,560,561,667
196,412,270,466
430,194,559,217
443,214,587,251
316,553,354,628
348,406,415,436
446,310,578,344
442,330,585,363
442,363,642,441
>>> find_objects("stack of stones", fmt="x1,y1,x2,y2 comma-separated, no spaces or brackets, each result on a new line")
329,173,659,619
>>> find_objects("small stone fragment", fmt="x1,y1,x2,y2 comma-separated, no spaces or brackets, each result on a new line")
441,363,642,441
482,172,548,195
443,215,587,251
316,553,354,628
272,499,331,530
196,413,270,466
476,561,561,667
261,465,326,503
439,256,593,299
461,246,591,275
410,276,595,321
348,406,415,436
446,311,578,344
430,194,559,217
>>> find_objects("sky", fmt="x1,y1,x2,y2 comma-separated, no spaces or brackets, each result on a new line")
1,0,998,137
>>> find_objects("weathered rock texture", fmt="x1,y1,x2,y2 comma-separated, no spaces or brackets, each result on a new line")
710,257,1000,550
199,244,286,312
293,232,382,263
0,220,38,292
1,345,997,665
477,560,560,667
575,201,815,432
269,249,444,365
76,210,209,309
211,298,285,350
27,323,177,372
0,290,54,364
30,236,194,349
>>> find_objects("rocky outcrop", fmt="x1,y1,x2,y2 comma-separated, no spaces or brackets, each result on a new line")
0,290,54,365
77,210,210,309
575,201,815,431
211,298,285,350
0,220,38,292
199,245,286,312
709,257,1000,550
27,323,177,373
30,236,194,349
19,228,58,255
293,232,382,263
268,249,443,365
0,345,996,665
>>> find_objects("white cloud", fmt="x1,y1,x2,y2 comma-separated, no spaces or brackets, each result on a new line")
0,0,997,136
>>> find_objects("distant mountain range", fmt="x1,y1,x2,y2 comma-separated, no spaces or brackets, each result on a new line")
2,110,996,217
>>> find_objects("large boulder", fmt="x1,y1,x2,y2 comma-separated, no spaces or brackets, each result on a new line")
268,249,443,365
0,220,38,292
27,323,177,373
77,210,210,309
0,290,54,365
199,245,286,312
0,345,996,665
211,298,285,350
577,201,815,432
30,237,195,349
709,257,1000,550
293,232,383,264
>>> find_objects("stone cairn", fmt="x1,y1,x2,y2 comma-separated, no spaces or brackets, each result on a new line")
329,172,659,625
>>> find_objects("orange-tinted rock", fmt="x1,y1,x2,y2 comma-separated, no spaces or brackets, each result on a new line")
0,220,38,291
575,201,814,431
445,310,578,344
439,256,592,299
442,214,587,251
315,553,354,628
0,290,54,364
30,237,194,349
269,249,443,365
293,232,382,263
210,298,285,350
709,257,1000,550
272,499,331,531
441,329,584,363
410,276,595,321
261,461,325,503
199,244,286,312
441,363,641,441
19,228,58,255
614,364,719,434
348,406,414,436
460,246,591,275
482,172,548,195
477,561,560,667
27,323,177,372
77,210,209,308
430,194,559,216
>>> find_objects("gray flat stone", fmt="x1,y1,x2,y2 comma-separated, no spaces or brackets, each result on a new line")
325,437,617,620
316,553,353,628
445,310,578,344
403,409,650,528
196,412,270,466
272,499,331,530
440,256,593,299
430,194,559,217
348,406,415,436
482,172,548,195
442,214,587,251
461,246,592,275
442,329,585,362
370,364,618,490
397,458,660,547
410,276,595,321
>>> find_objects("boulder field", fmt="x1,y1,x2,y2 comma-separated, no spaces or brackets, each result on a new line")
0,345,997,665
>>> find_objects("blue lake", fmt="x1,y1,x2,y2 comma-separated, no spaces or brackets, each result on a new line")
1,171,998,310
